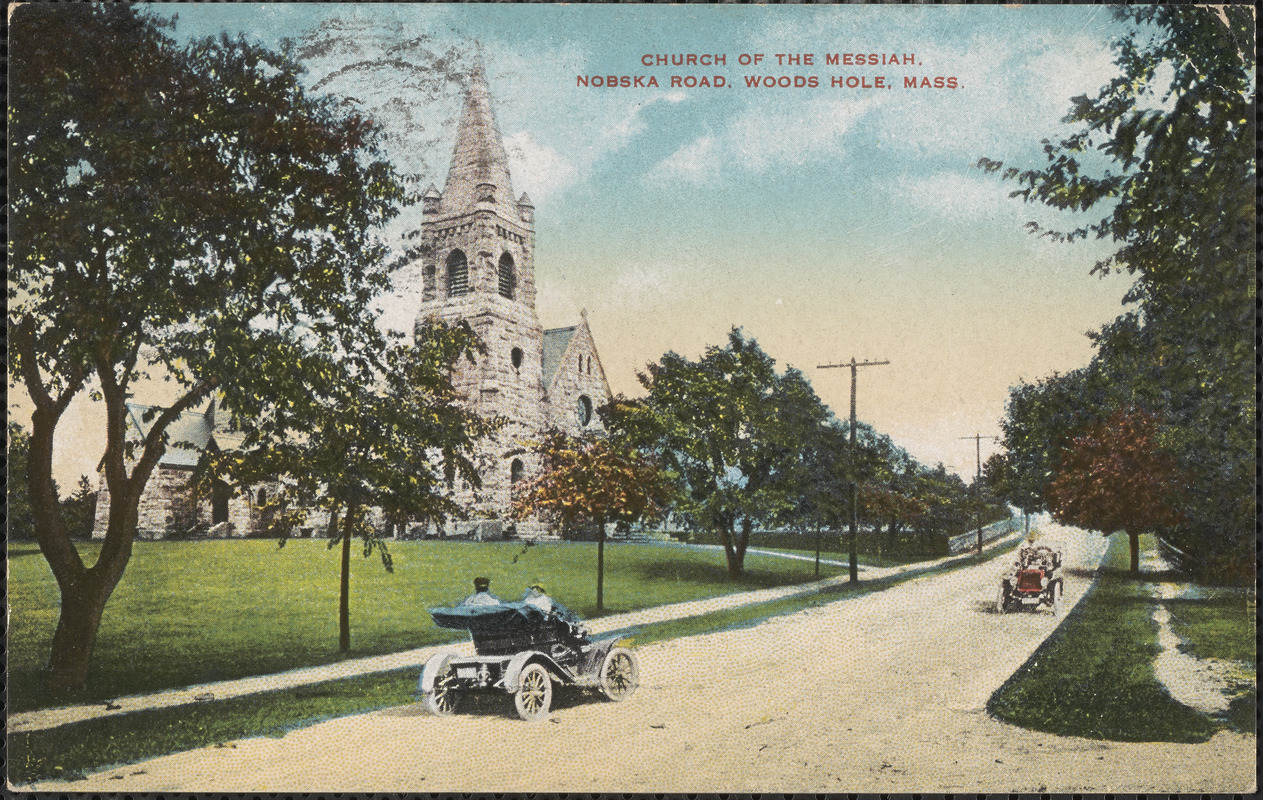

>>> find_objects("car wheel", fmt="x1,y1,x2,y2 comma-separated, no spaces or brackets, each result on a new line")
514,663,552,722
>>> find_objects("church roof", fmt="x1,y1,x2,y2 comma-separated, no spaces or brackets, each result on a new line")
440,64,519,221
541,326,578,388
125,403,214,468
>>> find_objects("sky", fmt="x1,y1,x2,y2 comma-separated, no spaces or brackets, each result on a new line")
19,3,1145,489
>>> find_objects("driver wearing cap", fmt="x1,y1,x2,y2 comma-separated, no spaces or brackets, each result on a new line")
462,576,501,606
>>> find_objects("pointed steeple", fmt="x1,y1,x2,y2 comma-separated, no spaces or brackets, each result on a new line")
440,63,517,220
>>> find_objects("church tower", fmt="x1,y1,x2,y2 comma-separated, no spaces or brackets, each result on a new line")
414,65,545,530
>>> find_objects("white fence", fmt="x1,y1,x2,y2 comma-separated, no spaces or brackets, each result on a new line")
947,516,1019,555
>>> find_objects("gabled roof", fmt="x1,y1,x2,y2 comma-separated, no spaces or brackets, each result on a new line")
541,326,578,388
125,403,213,468
439,64,519,221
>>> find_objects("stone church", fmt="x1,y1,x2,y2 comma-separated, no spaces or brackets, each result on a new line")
94,66,610,540
413,65,611,536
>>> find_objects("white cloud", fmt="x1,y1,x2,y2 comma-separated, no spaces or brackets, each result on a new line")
643,135,720,185
601,90,691,152
643,93,883,184
504,131,578,202
898,171,1025,223
727,95,882,170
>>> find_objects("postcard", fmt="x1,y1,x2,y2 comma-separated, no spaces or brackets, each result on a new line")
7,2,1255,794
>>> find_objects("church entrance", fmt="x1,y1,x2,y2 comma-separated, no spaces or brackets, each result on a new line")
212,479,230,525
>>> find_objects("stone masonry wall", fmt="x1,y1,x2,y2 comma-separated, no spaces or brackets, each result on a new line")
547,322,613,438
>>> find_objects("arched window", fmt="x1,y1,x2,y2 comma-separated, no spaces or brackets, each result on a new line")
256,488,267,506
498,253,516,299
510,459,525,485
577,395,593,427
446,250,469,297
422,263,436,301
587,356,592,375
511,347,523,370
577,355,582,374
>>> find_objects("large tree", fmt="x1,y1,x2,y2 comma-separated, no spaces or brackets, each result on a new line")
609,329,830,579
9,5,410,697
511,430,673,611
1045,410,1185,574
201,320,496,651
980,6,1254,583
995,368,1107,515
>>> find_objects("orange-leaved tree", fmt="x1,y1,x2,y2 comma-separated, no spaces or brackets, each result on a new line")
511,430,674,611
1045,409,1184,573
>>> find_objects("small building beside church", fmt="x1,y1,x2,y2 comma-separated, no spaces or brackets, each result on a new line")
91,399,277,539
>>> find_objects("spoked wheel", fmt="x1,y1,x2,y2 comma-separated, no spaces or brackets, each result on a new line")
423,661,461,716
514,663,552,722
599,647,640,702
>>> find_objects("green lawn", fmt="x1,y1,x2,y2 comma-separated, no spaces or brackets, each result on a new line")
8,541,1014,785
8,538,843,713
987,533,1255,742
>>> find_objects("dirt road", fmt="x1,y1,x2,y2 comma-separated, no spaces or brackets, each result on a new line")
33,523,1255,793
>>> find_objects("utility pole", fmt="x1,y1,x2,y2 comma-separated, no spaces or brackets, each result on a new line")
959,433,1001,554
818,358,890,582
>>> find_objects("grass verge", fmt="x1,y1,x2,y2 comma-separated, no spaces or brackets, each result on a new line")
7,538,844,713
9,538,1019,786
987,533,1253,742
1165,589,1257,734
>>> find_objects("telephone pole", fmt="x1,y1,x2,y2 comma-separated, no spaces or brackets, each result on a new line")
818,358,890,582
960,433,1001,553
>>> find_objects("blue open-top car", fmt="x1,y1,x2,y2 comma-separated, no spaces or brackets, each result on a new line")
417,601,639,721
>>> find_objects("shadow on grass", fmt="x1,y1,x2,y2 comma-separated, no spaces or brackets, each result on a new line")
627,557,828,590
986,536,1243,745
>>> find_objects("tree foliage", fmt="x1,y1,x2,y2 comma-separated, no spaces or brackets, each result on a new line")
5,423,45,542
1045,410,1185,574
511,430,672,532
9,4,411,696
512,429,673,609
608,329,832,579
60,476,100,541
981,7,1254,583
198,319,495,651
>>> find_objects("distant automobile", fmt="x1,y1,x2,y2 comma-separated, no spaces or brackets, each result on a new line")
996,541,1064,615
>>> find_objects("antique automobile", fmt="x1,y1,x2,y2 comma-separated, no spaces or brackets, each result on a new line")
996,542,1064,615
416,601,639,721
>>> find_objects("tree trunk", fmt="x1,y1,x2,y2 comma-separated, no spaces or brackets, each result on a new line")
34,399,139,700
1128,529,1140,574
334,509,351,652
724,518,751,579
596,515,606,612
46,576,109,700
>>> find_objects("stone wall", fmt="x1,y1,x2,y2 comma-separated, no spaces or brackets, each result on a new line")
546,322,612,438
93,468,274,540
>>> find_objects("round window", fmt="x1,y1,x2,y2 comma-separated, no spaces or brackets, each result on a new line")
577,395,593,427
